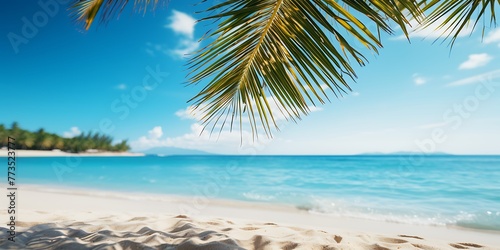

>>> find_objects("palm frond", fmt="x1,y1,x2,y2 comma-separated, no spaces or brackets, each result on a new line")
422,0,499,46
71,0,164,30
188,0,423,137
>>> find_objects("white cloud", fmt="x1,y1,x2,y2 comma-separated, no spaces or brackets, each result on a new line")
459,53,493,70
412,74,427,85
352,92,360,97
148,126,163,139
116,83,127,90
396,15,474,40
414,77,426,85
447,69,500,86
166,10,200,58
167,10,196,39
484,28,500,45
132,126,165,151
63,127,81,138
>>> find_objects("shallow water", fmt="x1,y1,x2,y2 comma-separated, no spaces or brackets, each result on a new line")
5,155,500,231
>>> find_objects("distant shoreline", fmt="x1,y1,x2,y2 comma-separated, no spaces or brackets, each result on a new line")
0,149,144,157
3,150,499,157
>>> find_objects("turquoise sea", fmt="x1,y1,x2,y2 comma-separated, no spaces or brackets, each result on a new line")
4,155,500,231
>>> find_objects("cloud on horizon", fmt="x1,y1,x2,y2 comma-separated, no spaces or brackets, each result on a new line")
131,98,324,153
130,123,275,154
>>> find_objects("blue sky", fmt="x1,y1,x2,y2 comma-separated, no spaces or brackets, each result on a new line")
1,0,499,155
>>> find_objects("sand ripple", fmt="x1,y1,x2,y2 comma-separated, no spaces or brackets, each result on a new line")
0,214,496,250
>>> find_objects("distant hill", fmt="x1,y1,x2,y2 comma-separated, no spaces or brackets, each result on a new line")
137,147,214,156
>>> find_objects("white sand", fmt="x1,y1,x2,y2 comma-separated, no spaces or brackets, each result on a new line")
0,149,144,157
1,185,499,249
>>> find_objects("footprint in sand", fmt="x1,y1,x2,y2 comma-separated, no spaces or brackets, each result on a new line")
392,235,435,250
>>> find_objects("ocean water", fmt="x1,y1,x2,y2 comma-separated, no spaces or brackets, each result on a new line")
3,155,500,231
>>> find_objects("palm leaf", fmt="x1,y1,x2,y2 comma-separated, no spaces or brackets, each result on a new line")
188,0,423,137
421,0,499,46
71,0,165,30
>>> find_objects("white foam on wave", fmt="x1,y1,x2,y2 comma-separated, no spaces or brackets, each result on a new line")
242,192,275,201
298,195,500,230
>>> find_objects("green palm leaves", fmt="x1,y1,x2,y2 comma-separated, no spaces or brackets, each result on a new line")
70,0,498,137
422,0,499,46
188,0,422,136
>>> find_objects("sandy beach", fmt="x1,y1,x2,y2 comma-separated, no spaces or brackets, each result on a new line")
0,149,144,157
1,185,498,249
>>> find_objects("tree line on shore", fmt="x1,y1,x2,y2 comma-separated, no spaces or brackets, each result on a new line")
0,122,130,153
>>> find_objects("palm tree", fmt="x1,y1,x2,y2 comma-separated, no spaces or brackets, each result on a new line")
0,124,7,148
113,140,130,152
72,0,498,137
19,131,36,149
9,122,21,141
53,137,65,149
34,129,54,150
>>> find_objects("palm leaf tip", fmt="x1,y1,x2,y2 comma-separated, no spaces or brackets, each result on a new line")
71,0,165,30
